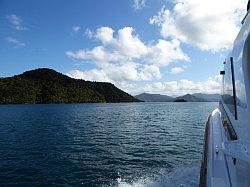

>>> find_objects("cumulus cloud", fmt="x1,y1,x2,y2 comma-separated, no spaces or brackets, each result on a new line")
67,69,111,82
150,0,247,51
133,0,146,10
117,75,222,96
95,27,114,43
66,26,189,84
5,37,25,47
146,39,189,66
67,68,221,96
170,66,185,74
6,14,27,31
66,26,188,66
67,63,161,82
65,22,226,95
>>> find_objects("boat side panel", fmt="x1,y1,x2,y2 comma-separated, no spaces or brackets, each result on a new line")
220,11,250,186
206,109,231,187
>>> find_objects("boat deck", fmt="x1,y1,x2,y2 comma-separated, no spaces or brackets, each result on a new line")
200,108,236,187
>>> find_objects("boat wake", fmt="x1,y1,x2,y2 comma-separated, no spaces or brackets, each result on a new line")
115,164,200,187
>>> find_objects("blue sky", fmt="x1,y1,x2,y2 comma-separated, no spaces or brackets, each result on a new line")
0,0,247,95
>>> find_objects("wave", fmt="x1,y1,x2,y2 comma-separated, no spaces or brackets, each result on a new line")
115,164,200,187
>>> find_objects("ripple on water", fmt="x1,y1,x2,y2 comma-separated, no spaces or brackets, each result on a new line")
0,102,218,186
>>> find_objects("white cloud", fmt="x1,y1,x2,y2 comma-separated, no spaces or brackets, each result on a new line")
66,27,189,90
139,65,161,80
6,14,27,31
133,0,146,10
72,26,80,33
66,24,224,96
66,46,122,63
150,0,247,51
170,66,185,74
5,37,25,47
67,63,161,83
85,28,94,38
67,69,111,82
67,68,221,96
146,39,189,66
117,75,221,96
66,26,188,66
66,26,189,83
95,27,114,43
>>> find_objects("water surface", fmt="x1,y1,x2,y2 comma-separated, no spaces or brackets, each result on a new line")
0,102,218,186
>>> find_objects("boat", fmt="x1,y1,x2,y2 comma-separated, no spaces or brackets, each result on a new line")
199,1,250,187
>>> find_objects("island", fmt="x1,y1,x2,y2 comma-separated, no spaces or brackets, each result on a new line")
0,68,141,104
135,93,219,102
174,98,187,102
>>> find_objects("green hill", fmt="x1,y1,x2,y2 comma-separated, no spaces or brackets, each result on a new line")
0,68,141,104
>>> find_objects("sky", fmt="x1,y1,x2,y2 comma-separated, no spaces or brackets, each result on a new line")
0,0,248,96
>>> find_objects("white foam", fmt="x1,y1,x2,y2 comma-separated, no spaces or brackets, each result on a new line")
116,164,200,187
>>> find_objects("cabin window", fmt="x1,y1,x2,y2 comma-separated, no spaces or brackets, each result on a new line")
222,57,237,119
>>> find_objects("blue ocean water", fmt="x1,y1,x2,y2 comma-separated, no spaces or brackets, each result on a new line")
0,102,218,186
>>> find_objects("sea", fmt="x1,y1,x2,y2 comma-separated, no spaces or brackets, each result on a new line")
0,102,218,186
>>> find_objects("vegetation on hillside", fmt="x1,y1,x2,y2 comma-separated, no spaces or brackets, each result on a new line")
0,68,141,104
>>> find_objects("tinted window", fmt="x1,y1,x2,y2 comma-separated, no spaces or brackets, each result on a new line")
222,58,237,118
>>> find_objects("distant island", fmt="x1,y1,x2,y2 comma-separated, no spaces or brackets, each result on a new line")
0,68,141,104
135,93,220,102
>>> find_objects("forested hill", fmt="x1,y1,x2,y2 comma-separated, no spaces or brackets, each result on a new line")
0,68,141,104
